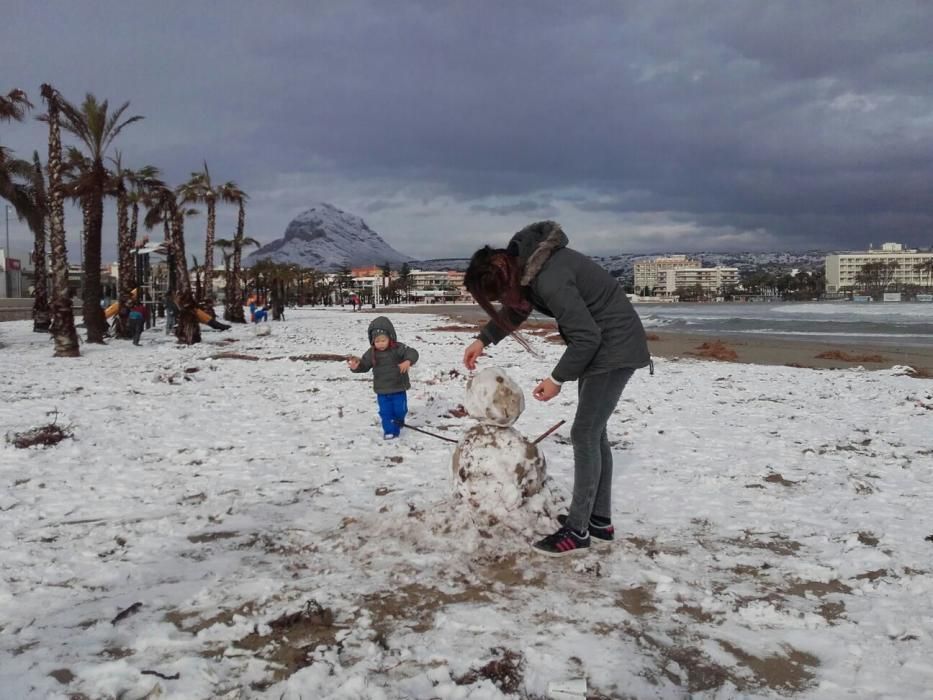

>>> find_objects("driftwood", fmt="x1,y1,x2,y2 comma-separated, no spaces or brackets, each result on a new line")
532,419,566,445
8,410,73,448
141,669,180,680
111,602,143,625
395,420,458,444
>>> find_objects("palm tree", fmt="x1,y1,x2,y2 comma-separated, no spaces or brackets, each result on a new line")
108,152,138,306
914,259,933,290
0,89,37,238
215,238,233,301
221,184,247,322
179,164,236,303
0,96,50,331
28,153,50,331
398,262,412,303
146,185,201,344
56,92,143,343
0,88,32,120
127,165,162,245
40,84,80,357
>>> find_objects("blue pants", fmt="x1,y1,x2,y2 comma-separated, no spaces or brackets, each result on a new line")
376,391,408,437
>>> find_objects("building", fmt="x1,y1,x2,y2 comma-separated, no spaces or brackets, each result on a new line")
407,269,466,302
657,266,739,298
825,243,933,293
634,255,701,293
0,248,24,298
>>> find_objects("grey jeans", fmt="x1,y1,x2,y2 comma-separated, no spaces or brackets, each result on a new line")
565,367,636,533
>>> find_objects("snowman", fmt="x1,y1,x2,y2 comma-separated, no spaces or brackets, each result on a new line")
451,367,564,533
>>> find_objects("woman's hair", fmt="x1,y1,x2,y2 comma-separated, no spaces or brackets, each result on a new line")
464,245,532,350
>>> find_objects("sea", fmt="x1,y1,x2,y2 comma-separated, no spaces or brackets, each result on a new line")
636,301,933,349
432,300,933,350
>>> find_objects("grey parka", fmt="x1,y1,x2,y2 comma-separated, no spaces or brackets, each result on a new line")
477,221,650,383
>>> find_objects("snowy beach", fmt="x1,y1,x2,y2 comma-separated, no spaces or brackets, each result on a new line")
2,309,932,699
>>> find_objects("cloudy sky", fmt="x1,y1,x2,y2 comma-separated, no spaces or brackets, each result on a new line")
3,1,933,262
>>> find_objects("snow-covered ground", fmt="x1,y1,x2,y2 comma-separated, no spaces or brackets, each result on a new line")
1,308,932,699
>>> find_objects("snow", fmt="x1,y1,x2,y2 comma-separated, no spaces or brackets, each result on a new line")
1,309,932,699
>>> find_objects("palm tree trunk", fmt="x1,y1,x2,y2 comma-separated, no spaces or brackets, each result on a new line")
204,198,215,301
114,187,133,339
226,201,246,322
41,85,79,357
117,188,133,299
30,154,50,332
170,210,200,345
82,170,106,343
130,200,139,243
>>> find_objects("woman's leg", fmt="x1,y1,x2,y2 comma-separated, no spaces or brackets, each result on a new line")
565,368,634,532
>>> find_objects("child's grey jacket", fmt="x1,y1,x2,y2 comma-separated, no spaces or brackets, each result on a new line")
351,316,420,394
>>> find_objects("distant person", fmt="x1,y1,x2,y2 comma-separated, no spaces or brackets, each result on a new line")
347,316,419,439
128,299,149,346
462,221,650,556
164,292,177,335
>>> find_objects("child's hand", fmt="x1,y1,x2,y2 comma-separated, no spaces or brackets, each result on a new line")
398,360,412,374
347,355,360,370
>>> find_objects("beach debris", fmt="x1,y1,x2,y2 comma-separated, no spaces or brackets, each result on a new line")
111,602,143,625
816,350,885,363
208,352,260,361
141,669,180,680
7,410,73,449
547,677,588,699
455,647,524,694
396,420,458,443
889,365,918,376
688,341,738,361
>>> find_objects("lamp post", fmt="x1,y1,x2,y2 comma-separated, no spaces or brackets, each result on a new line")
4,204,9,258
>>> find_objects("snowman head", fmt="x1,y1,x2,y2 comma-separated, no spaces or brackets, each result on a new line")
464,367,525,427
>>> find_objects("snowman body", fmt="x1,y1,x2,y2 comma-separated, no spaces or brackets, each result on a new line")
451,367,562,531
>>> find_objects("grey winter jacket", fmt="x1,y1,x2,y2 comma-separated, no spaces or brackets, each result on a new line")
352,316,420,394
478,221,650,382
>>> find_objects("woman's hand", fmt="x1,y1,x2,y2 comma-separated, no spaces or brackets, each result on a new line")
532,377,561,402
346,355,360,371
398,360,412,374
463,339,486,370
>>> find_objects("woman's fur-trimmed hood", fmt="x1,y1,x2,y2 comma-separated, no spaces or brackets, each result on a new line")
507,221,569,286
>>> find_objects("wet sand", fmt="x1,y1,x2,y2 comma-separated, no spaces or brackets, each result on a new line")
383,303,933,376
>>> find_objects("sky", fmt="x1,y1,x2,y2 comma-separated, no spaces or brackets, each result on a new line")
3,0,933,263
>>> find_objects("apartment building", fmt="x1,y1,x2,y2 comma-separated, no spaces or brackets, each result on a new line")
407,269,466,302
634,255,701,292
825,243,933,292
657,266,739,297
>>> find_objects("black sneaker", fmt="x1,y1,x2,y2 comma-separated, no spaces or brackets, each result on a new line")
558,514,615,546
532,526,590,557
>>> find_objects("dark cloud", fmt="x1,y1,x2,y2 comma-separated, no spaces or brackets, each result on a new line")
470,200,559,217
2,0,932,261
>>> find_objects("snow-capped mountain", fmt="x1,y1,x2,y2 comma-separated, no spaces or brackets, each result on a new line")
245,203,412,271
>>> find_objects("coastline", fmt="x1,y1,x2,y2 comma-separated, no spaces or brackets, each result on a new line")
382,303,933,375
